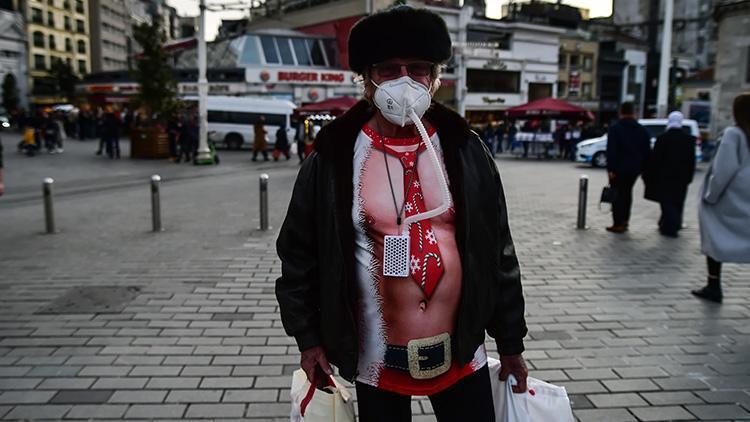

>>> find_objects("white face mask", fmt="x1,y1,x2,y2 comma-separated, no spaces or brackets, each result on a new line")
372,76,432,127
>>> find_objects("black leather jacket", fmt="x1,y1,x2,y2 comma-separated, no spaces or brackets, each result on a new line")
276,100,527,382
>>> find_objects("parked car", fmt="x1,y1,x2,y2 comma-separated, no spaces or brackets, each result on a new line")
575,118,703,168
0,114,9,129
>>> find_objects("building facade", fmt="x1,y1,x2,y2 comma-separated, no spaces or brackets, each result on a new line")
711,0,750,137
20,0,91,103
0,8,28,109
557,33,598,113
89,0,130,72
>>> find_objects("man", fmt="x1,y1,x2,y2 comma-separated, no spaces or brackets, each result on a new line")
606,102,651,233
0,139,4,196
644,111,695,237
252,116,269,161
276,6,527,421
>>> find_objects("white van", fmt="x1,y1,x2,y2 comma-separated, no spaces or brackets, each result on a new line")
184,96,297,150
575,118,703,168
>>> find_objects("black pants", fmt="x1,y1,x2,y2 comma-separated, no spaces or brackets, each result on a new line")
612,174,639,226
355,365,495,422
658,186,687,236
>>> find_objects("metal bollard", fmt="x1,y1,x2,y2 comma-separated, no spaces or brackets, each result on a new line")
151,175,162,232
43,177,56,234
577,175,588,230
259,174,269,231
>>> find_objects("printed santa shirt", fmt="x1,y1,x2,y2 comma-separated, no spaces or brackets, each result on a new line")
352,123,487,396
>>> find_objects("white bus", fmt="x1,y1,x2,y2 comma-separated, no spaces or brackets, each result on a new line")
184,96,297,150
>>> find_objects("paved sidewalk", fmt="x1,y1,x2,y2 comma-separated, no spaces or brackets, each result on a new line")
0,146,748,421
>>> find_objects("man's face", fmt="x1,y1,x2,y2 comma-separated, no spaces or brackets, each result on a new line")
370,58,433,89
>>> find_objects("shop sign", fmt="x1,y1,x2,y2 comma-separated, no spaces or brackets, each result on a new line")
483,59,508,70
569,71,581,94
248,68,356,86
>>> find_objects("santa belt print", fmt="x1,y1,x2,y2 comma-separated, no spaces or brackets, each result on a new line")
384,333,453,380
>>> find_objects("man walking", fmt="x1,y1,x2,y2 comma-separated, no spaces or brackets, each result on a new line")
644,111,695,237
606,102,651,233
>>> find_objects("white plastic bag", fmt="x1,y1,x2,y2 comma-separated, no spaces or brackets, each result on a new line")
290,141,298,156
488,357,574,422
290,369,355,422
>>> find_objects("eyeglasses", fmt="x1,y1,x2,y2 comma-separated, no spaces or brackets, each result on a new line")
371,61,434,79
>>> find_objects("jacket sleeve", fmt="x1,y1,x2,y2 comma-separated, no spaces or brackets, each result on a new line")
275,153,322,352
486,150,527,356
704,128,743,204
606,126,618,172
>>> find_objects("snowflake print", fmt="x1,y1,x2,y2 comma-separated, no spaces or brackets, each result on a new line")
414,181,420,188
426,229,437,245
410,255,421,275
405,202,413,213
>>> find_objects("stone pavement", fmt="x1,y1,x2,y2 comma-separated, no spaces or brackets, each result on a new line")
0,134,749,421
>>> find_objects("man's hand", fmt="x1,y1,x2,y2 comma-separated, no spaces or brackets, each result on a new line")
498,354,528,393
300,346,332,386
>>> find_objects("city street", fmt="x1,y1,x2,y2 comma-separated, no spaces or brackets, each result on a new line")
0,132,749,421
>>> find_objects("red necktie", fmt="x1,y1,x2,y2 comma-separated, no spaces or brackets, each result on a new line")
370,130,445,299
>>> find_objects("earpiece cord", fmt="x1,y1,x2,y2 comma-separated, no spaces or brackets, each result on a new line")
375,117,418,228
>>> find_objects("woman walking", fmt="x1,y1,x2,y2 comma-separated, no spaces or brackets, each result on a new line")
693,94,750,303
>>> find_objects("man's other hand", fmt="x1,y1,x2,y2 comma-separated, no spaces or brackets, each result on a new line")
498,354,528,393
300,346,332,386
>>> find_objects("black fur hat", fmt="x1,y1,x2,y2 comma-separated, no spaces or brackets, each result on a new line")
347,6,452,74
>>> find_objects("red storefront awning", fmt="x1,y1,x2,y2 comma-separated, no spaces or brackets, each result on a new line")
504,97,595,120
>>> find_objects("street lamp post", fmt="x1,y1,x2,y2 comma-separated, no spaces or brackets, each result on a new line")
656,0,674,118
195,0,211,163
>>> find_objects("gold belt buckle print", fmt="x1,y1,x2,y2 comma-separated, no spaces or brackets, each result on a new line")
406,332,451,380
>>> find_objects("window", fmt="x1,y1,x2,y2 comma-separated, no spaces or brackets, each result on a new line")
63,0,70,9
466,29,512,50
558,53,567,68
75,0,83,12
32,77,57,95
466,69,520,93
48,34,56,50
64,16,71,30
557,81,567,97
65,37,72,52
275,37,295,65
77,40,85,54
307,39,326,66
322,39,339,68
292,38,310,66
77,59,86,74
47,11,54,27
582,82,592,99
33,31,45,47
31,7,43,24
207,110,286,126
47,0,53,5
34,54,46,70
569,55,580,68
583,56,592,71
76,19,84,33
260,35,279,64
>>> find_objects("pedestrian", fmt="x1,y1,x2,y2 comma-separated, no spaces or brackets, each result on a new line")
167,115,180,162
252,116,269,161
482,121,495,156
42,112,59,154
294,120,306,164
507,120,517,152
569,122,582,162
605,101,651,233
692,94,750,303
494,121,505,154
275,6,528,421
0,138,4,196
643,111,695,237
273,123,291,161
177,113,197,163
100,108,121,159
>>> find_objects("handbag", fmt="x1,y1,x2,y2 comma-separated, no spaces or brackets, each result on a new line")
290,369,355,422
600,185,617,204
488,358,574,422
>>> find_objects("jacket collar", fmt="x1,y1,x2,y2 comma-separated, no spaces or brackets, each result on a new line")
313,100,471,157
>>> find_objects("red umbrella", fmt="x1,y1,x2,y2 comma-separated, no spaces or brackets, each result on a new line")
295,96,359,117
504,97,595,120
